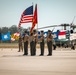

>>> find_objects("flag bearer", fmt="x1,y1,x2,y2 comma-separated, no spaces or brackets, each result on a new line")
33,30,38,55
23,31,29,55
29,32,35,56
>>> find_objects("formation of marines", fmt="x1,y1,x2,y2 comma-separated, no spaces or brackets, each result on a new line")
18,29,55,56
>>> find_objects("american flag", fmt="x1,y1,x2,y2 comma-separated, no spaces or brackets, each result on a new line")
18,5,33,28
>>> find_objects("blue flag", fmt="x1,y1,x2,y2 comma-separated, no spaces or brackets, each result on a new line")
52,31,59,40
2,32,10,41
0,33,1,40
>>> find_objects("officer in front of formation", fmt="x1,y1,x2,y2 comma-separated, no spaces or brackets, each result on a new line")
39,30,45,56
23,30,29,55
47,30,53,56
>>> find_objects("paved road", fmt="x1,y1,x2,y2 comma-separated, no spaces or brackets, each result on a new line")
0,48,76,75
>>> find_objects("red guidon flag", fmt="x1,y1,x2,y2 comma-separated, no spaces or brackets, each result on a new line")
30,4,38,33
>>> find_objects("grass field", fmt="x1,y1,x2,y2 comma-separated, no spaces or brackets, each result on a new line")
0,43,18,48
0,43,48,48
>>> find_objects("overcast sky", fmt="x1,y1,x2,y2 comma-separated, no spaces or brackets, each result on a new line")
0,0,76,31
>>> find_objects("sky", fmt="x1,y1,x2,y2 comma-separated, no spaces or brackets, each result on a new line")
0,0,76,31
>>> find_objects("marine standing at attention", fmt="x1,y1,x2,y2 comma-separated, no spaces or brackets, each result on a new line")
47,30,53,56
39,30,45,56
23,31,29,56
33,30,38,55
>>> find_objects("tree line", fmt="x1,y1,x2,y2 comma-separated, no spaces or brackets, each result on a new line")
0,25,31,43
0,25,30,34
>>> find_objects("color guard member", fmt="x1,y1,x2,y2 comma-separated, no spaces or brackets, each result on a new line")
47,30,53,56
39,30,45,56
23,31,29,55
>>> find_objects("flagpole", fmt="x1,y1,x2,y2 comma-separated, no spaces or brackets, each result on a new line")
30,2,34,34
34,4,38,34
30,4,38,33
36,4,38,34
35,4,39,44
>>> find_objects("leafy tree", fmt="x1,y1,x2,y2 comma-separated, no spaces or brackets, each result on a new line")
0,27,2,33
9,25,18,34
1,27,9,34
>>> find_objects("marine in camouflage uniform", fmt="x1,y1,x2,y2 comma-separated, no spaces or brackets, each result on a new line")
47,30,53,56
39,30,45,56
